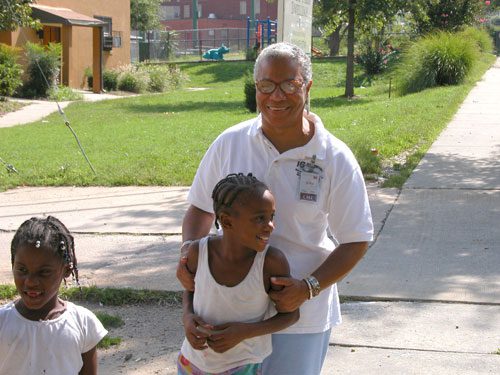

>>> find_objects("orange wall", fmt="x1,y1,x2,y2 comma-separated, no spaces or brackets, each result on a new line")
38,0,130,88
0,0,130,89
1,1,130,89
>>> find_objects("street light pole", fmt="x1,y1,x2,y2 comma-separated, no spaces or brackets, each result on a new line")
250,0,255,40
192,0,198,48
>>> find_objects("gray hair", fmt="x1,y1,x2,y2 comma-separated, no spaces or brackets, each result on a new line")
253,42,312,82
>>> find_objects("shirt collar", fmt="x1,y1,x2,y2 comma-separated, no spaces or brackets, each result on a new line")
250,112,327,160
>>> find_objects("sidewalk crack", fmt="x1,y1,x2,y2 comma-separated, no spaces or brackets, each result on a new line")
330,342,494,355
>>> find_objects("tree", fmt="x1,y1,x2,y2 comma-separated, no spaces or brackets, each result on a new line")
130,0,162,31
0,0,39,31
314,0,428,98
415,0,484,33
345,0,356,98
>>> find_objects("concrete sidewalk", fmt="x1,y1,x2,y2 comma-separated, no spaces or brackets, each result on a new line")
332,57,500,373
1,58,499,373
0,91,127,128
0,184,399,290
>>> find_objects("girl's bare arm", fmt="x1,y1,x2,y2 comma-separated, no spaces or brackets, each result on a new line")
79,346,97,375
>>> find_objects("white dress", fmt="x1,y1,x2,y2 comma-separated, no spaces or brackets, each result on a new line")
0,301,108,375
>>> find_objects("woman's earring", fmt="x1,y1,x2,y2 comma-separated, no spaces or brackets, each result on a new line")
306,95,310,115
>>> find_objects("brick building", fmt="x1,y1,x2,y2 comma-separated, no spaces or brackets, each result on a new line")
160,0,277,30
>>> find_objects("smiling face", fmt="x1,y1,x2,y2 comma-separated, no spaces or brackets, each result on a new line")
255,56,312,133
12,244,69,317
229,188,276,252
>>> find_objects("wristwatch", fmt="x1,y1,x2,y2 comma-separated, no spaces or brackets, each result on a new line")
303,275,321,299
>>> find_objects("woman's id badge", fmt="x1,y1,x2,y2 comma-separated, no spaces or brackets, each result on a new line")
296,155,323,202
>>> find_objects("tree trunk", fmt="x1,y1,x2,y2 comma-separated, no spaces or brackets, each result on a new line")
328,25,342,56
345,0,356,98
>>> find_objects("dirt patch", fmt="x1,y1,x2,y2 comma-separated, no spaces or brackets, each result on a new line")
86,302,185,374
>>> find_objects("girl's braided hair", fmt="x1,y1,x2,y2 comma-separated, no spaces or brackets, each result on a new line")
11,216,79,285
211,173,269,229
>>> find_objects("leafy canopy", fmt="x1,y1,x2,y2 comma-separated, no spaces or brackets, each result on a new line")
0,0,40,31
131,0,162,31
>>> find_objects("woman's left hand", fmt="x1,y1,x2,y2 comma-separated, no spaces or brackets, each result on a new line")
268,276,309,312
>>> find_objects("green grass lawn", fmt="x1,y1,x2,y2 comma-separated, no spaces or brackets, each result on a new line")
0,54,495,191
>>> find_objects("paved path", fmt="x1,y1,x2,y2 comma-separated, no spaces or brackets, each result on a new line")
0,91,126,128
338,58,500,305
1,59,499,374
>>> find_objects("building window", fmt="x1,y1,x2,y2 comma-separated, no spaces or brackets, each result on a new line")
240,1,247,15
112,31,122,48
161,5,180,20
183,4,190,18
94,15,113,50
197,4,202,18
160,5,168,21
94,15,112,36
255,0,260,15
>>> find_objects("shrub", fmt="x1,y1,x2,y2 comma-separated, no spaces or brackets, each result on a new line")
139,64,169,92
245,47,258,61
47,85,83,101
146,63,186,92
22,42,62,98
107,63,186,94
163,64,186,90
397,32,478,95
0,43,23,97
355,45,399,76
103,70,119,91
84,66,93,89
148,68,167,92
159,30,178,60
117,69,148,93
243,71,256,112
458,27,493,53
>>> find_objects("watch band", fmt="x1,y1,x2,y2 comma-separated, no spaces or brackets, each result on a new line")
303,275,321,299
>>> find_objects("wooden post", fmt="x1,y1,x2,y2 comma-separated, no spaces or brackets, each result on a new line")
61,25,71,87
92,26,103,93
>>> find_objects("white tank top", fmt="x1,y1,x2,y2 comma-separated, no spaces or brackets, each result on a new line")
180,236,272,373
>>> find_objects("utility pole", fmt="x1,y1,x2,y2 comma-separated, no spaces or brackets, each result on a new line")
250,0,255,40
192,0,198,47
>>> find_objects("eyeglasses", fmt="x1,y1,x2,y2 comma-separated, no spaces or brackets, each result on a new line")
255,79,305,95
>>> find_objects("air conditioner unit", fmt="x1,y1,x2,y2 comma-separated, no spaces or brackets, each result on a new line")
103,36,113,50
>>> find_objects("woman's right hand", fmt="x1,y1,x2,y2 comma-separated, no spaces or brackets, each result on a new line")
176,242,195,291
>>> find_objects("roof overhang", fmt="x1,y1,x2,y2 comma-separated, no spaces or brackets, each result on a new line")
30,4,105,27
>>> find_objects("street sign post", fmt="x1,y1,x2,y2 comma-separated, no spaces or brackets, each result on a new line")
276,0,313,54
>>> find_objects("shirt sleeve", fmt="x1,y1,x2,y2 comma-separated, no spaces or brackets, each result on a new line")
327,159,374,244
187,137,224,214
81,308,108,353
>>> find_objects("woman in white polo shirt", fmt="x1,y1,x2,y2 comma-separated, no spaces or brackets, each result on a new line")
177,42,373,375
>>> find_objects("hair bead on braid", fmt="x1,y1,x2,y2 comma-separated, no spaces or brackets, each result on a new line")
11,216,80,286
211,173,270,229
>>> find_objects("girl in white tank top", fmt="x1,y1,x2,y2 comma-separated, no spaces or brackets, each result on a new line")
178,173,299,374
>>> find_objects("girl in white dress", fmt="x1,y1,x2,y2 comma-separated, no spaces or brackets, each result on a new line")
0,216,107,375
178,173,299,375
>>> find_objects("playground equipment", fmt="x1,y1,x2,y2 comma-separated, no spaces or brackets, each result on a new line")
246,17,277,50
202,44,230,60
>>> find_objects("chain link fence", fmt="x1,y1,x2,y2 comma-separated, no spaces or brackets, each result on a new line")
131,28,265,62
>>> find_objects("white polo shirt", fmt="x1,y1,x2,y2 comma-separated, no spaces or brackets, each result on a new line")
188,112,373,334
